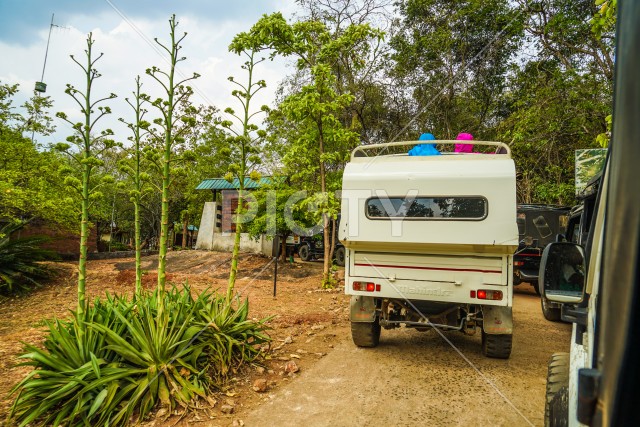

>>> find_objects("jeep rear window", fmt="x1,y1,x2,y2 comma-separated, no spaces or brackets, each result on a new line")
366,197,487,220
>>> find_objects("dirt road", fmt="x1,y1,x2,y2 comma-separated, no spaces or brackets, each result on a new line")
0,252,572,426
242,288,571,427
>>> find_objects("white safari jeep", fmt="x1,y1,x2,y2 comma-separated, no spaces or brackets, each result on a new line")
339,140,519,358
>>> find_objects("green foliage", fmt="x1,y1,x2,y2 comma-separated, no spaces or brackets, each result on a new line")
0,82,76,228
55,33,117,321
591,0,617,39
390,0,524,139
244,11,376,286
0,221,58,295
9,295,133,426
193,290,272,384
9,286,271,426
222,31,270,298
498,61,610,204
145,15,200,301
596,114,612,148
386,0,613,204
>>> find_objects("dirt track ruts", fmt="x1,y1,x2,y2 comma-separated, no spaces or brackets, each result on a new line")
242,288,571,427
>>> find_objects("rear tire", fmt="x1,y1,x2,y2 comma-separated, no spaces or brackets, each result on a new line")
351,319,381,348
481,331,512,359
545,353,570,427
533,282,541,296
335,246,346,267
298,245,311,262
541,296,562,322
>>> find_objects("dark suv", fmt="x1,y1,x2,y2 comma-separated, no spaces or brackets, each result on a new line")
297,215,345,266
514,204,570,294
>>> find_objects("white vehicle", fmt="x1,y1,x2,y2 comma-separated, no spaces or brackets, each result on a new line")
538,4,640,424
339,140,519,358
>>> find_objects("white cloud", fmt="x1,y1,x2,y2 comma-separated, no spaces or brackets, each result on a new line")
0,4,295,146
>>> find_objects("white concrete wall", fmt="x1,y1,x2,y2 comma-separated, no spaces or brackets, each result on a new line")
197,201,277,256
195,202,216,250
211,232,275,257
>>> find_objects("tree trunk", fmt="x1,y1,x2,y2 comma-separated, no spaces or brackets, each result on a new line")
228,189,243,301
328,217,337,262
77,164,90,348
318,124,331,287
157,140,172,316
182,213,188,248
134,200,142,295
281,233,289,263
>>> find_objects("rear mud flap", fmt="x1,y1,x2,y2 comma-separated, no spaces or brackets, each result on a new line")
482,306,513,334
350,295,377,323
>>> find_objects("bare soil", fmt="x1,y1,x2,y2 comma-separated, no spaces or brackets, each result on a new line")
0,250,349,426
0,251,571,426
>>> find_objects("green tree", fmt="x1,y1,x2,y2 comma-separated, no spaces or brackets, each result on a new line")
498,62,609,204
220,32,268,300
591,0,617,39
0,82,74,228
244,12,377,287
520,0,614,80
390,0,524,139
54,33,117,329
145,15,199,312
287,0,391,144
119,76,152,294
498,0,614,203
171,103,225,250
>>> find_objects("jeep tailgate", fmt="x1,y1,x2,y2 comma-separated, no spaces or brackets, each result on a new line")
352,251,507,287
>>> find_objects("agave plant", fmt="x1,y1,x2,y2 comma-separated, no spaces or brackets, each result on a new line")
0,221,58,294
194,292,271,384
86,286,211,424
10,285,272,426
9,295,133,426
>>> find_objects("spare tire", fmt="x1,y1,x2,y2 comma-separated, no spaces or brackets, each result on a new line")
335,246,346,267
298,244,312,262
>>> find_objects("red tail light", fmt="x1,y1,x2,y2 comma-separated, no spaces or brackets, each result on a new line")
476,289,503,300
353,281,378,292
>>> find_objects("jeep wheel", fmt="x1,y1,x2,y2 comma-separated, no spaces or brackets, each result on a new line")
298,245,311,262
335,246,346,267
545,353,570,426
481,331,512,359
351,319,381,348
541,296,562,322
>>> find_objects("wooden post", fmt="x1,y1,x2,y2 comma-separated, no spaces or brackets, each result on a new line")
273,255,278,298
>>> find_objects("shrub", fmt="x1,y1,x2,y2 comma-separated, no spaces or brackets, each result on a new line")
0,221,59,295
9,285,271,426
9,294,133,426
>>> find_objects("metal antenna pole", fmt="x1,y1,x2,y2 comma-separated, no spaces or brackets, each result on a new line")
40,13,55,83
31,14,58,143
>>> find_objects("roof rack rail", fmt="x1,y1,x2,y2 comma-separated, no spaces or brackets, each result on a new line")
351,140,511,161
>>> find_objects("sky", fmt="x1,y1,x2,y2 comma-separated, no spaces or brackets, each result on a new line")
0,0,299,146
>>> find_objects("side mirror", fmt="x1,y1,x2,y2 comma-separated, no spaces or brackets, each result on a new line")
539,242,586,304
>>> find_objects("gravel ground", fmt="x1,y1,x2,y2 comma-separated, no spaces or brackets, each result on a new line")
240,286,571,427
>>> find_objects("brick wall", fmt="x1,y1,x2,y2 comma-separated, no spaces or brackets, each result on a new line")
18,219,98,258
222,190,239,232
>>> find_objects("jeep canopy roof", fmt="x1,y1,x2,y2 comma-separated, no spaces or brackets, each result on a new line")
339,141,518,255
